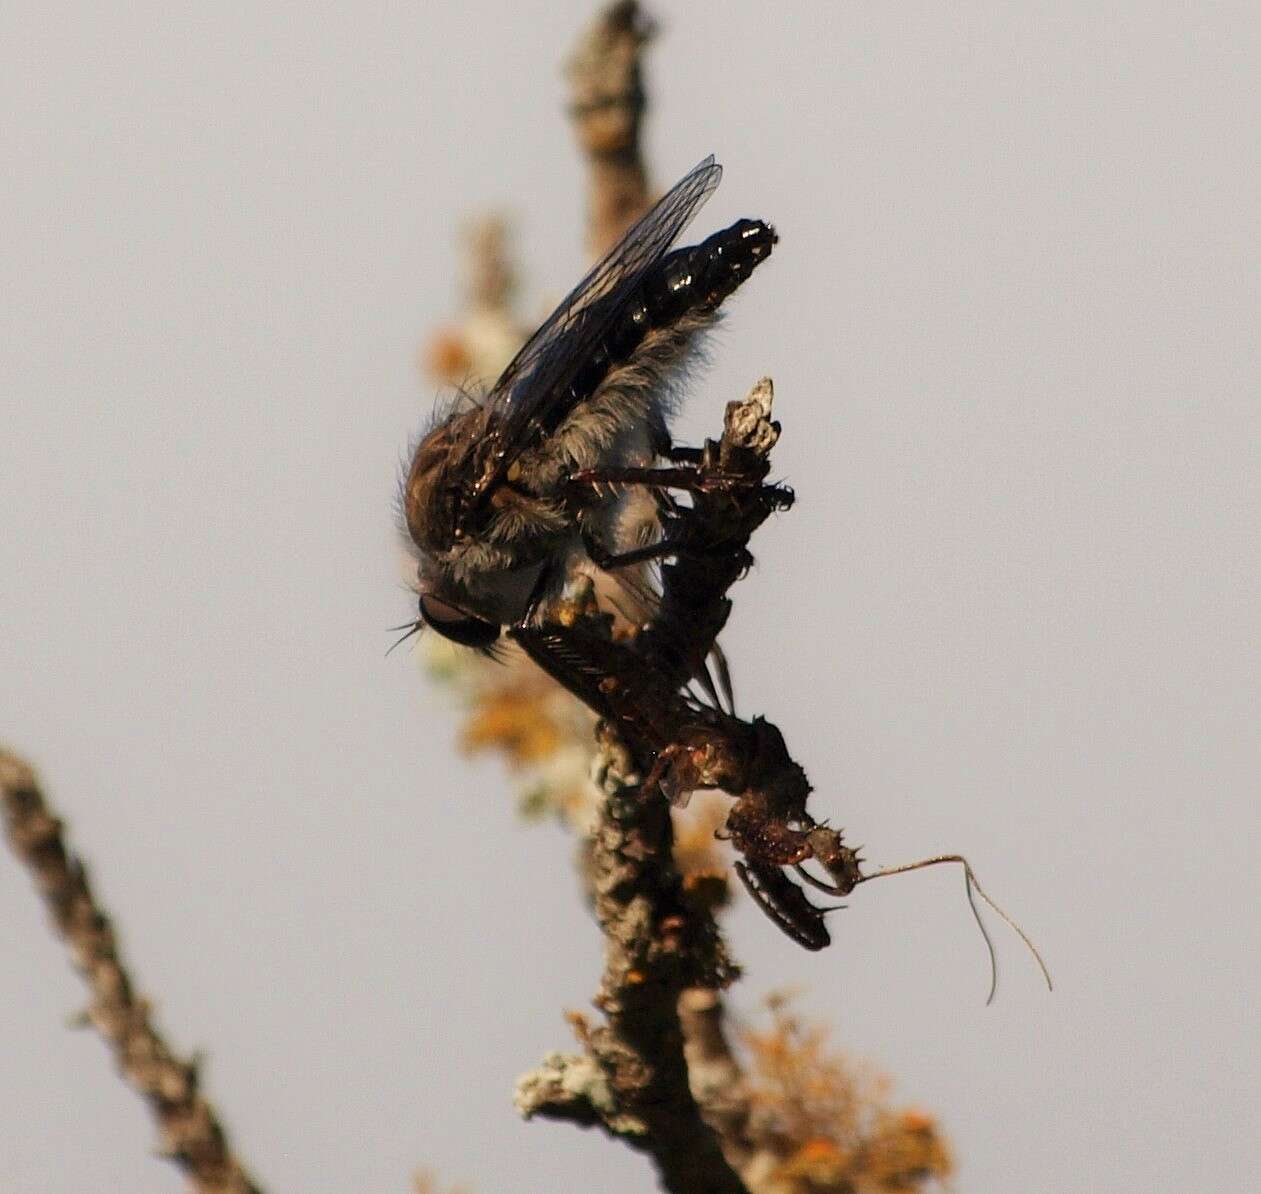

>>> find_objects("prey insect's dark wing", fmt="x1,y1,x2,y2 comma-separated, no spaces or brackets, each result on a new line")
510,624,621,723
734,861,833,951
475,156,723,495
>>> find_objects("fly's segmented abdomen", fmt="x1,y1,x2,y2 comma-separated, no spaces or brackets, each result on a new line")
644,219,777,324
563,219,776,422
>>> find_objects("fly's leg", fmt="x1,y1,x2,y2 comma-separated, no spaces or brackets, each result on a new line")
569,466,794,520
569,464,792,527
568,456,793,511
520,558,563,626
647,422,704,467
582,527,686,571
569,465,741,496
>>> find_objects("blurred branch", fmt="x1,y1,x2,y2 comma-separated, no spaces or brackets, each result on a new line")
0,748,264,1194
680,988,756,1172
461,214,517,313
567,0,655,256
423,214,527,389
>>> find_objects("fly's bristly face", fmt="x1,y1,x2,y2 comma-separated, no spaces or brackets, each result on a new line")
399,155,776,651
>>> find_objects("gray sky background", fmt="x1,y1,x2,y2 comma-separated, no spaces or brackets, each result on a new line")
3,3,1258,1191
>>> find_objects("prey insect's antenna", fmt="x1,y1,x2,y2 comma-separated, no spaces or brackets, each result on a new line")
855,854,1053,1006
385,620,425,657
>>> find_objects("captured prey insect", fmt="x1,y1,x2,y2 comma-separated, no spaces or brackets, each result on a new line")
515,606,856,950
510,385,1051,999
398,156,775,652
516,593,1051,1001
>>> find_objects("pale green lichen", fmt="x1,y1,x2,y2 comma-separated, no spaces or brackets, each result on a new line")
514,1051,648,1138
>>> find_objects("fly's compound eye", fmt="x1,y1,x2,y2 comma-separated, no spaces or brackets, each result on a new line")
417,595,501,649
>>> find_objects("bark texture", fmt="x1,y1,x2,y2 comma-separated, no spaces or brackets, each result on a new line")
0,748,264,1194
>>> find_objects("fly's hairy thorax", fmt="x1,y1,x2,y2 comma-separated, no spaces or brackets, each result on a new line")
406,306,716,583
404,405,570,580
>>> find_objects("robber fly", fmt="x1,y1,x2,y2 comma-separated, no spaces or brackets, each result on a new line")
399,156,775,650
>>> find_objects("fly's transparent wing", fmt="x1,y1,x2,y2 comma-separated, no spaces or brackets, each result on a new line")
473,156,722,496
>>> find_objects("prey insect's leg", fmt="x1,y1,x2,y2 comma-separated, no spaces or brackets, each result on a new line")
640,743,696,805
641,744,681,794
520,558,561,626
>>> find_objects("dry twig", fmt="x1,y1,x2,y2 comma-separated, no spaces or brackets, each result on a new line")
0,748,263,1194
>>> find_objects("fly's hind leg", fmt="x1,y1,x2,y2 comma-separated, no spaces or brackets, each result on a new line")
569,464,730,495
568,465,794,512
647,418,703,466
520,558,563,626
582,526,686,571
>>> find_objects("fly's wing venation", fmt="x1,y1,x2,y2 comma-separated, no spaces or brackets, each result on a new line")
475,156,722,493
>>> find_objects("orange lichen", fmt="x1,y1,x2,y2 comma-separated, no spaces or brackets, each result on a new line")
423,329,475,387
425,637,600,829
858,1110,954,1192
412,1170,471,1194
460,688,563,767
742,996,952,1194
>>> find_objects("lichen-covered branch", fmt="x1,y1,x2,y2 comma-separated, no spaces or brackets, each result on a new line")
518,743,749,1194
514,1049,643,1137
0,748,264,1194
567,0,655,256
513,24,793,1172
